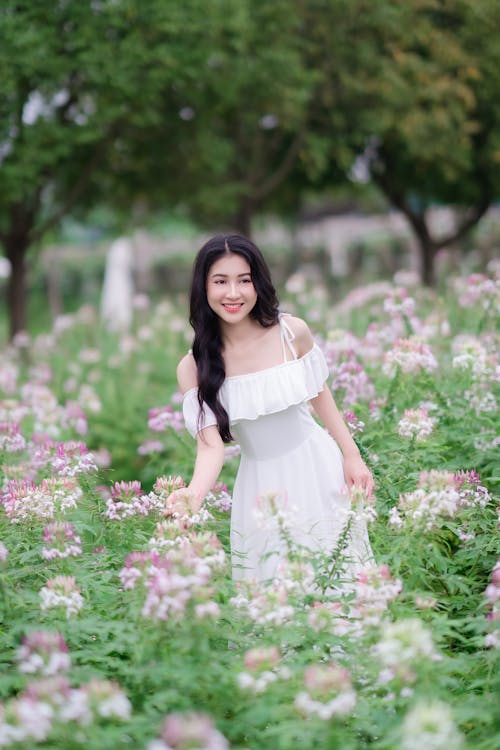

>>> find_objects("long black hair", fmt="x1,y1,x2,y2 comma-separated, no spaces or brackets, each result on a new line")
189,234,279,442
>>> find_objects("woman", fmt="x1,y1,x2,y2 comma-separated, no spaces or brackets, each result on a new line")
167,234,374,583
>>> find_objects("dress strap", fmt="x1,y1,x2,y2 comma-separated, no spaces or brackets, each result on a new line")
279,314,298,361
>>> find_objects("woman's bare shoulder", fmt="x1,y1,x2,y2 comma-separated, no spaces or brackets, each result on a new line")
282,314,314,356
176,352,198,394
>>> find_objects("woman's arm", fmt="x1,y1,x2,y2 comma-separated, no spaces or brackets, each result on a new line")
310,387,374,495
186,425,225,502
165,354,225,513
288,315,374,495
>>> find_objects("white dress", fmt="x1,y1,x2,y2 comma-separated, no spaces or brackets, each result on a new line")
183,315,373,583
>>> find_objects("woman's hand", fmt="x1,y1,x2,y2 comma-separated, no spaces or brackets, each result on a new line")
343,453,374,497
164,488,203,516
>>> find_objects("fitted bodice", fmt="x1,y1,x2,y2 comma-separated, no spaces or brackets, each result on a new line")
182,315,330,439
232,402,321,461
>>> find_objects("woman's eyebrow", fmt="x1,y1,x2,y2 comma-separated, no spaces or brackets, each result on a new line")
210,272,251,278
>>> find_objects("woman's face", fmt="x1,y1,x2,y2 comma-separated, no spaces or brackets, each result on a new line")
206,253,257,323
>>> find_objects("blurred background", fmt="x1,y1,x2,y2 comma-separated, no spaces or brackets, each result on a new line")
1,0,499,342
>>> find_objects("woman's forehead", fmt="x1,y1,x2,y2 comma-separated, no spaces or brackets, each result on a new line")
208,253,251,277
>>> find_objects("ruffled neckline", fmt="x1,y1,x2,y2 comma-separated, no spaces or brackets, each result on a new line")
224,342,321,382
182,343,329,427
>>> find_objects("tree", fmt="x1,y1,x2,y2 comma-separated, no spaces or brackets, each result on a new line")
0,0,211,337
296,0,500,285
103,0,317,237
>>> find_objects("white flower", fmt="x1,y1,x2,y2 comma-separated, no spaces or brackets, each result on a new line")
401,700,463,750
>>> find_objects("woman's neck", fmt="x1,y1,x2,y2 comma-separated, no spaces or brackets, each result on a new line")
219,316,264,349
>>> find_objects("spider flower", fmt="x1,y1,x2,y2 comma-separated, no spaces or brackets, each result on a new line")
397,407,437,442
39,576,83,618
383,338,438,378
16,631,71,676
148,712,229,750
2,476,82,523
294,663,356,720
400,700,463,750
42,521,82,560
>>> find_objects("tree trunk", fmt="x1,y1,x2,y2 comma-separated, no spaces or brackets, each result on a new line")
234,197,254,238
4,236,30,339
417,234,436,287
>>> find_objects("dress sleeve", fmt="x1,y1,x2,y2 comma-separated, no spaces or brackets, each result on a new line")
182,388,218,438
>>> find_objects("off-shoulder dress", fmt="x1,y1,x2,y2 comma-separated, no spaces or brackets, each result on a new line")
183,314,373,583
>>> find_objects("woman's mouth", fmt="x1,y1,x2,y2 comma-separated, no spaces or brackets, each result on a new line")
223,304,243,313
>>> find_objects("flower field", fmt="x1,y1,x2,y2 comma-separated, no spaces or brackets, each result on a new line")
0,268,499,750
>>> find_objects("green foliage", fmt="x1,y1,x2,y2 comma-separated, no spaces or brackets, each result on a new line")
0,271,499,748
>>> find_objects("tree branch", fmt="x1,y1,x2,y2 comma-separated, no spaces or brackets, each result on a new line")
29,133,114,243
251,127,306,200
372,165,433,245
436,196,491,249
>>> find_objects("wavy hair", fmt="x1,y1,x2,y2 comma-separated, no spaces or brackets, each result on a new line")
189,234,279,442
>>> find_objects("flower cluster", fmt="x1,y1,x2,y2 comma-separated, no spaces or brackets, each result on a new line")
294,663,356,720
0,358,18,394
373,618,440,686
353,564,403,623
39,576,83,618
400,700,464,750
203,482,233,512
342,411,365,436
46,441,98,476
383,288,416,319
464,384,497,415
323,330,360,369
120,522,225,622
42,521,82,560
454,272,499,311
16,631,71,676
397,407,437,442
452,336,492,378
308,564,402,638
331,360,375,407
1,477,83,523
104,480,149,520
0,421,26,452
20,383,88,438
389,469,491,532
0,676,131,746
236,646,291,694
28,436,96,476
383,338,438,378
148,405,185,433
147,712,229,750
231,579,295,626
484,559,500,649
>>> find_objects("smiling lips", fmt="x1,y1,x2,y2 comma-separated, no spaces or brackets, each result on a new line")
223,303,244,313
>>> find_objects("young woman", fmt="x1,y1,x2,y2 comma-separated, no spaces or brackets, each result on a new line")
166,234,374,582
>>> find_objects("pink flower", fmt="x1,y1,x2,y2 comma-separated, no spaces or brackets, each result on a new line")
295,663,356,719
1,476,82,523
16,631,71,676
383,338,438,378
383,288,416,319
40,576,83,618
0,421,26,452
42,521,82,560
151,712,229,750
331,360,375,406
397,407,437,442
148,405,184,433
